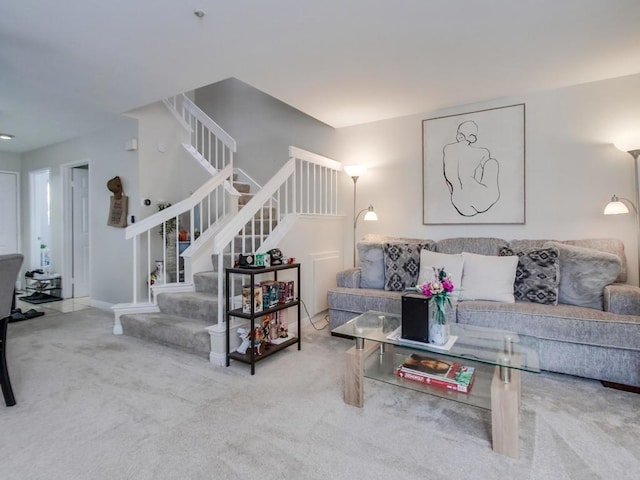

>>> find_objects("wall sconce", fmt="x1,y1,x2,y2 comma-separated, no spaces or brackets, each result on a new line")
344,164,378,267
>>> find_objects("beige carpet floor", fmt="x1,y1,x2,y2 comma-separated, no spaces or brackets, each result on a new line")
1,308,639,480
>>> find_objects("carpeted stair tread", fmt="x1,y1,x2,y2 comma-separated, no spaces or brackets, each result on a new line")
156,291,218,323
233,181,251,194
193,271,218,293
120,312,210,358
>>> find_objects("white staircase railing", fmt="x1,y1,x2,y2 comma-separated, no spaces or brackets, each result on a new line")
210,146,343,326
126,164,235,304
164,94,236,175
123,93,238,305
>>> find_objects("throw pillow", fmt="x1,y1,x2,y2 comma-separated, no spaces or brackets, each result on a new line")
458,252,518,303
499,246,559,305
542,241,622,310
358,237,435,289
416,250,464,293
383,243,427,291
357,242,385,289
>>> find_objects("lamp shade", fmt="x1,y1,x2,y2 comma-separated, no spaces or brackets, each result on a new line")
604,195,630,215
614,138,640,153
604,201,629,215
364,205,378,221
344,164,366,178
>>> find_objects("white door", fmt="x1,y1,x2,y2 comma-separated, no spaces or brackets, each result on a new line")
0,172,19,255
72,166,90,297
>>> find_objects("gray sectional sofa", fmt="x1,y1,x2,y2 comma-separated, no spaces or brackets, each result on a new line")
328,235,640,387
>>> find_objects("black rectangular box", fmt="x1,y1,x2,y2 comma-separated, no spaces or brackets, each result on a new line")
401,293,430,343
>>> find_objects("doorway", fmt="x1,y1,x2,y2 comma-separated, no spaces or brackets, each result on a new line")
29,169,51,270
62,162,90,299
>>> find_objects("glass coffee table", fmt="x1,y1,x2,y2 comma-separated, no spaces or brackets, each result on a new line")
332,311,540,458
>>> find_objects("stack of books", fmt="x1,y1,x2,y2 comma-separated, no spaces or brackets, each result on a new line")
396,353,476,393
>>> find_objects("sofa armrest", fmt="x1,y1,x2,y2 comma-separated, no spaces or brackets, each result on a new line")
603,283,640,315
336,268,361,288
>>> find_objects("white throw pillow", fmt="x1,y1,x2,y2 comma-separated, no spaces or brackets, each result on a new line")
417,250,464,292
459,252,518,303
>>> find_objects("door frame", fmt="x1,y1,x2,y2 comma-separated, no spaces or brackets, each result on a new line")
61,160,91,299
0,170,21,285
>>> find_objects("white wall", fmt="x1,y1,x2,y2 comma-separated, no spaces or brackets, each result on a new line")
334,73,640,284
125,101,205,220
277,216,345,317
194,78,337,185
194,79,347,308
20,117,139,306
0,151,21,171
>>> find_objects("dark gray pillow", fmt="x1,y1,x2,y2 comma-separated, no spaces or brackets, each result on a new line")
499,246,559,305
383,243,427,291
542,241,622,310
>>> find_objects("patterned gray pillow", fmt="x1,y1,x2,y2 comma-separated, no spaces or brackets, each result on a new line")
383,243,426,291
499,246,559,305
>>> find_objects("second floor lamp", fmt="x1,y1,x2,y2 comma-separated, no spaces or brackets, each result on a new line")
605,140,640,285
344,165,378,267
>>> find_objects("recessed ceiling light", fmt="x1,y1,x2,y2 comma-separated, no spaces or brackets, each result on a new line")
0,133,14,140
194,10,205,18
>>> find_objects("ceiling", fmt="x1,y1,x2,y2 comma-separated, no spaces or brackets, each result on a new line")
2,0,640,154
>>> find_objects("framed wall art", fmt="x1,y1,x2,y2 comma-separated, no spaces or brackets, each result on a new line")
422,103,525,225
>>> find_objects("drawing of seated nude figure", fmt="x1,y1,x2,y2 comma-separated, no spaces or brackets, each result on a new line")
443,120,500,216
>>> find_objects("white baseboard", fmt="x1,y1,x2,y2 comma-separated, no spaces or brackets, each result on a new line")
90,299,113,311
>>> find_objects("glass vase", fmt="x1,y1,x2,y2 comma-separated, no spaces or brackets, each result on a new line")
428,300,450,345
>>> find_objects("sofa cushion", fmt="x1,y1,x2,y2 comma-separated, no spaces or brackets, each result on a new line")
543,241,621,310
459,252,518,303
383,242,427,291
499,246,559,305
435,237,508,256
417,250,464,292
456,300,640,351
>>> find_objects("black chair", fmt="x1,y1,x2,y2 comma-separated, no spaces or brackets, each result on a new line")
1,254,24,407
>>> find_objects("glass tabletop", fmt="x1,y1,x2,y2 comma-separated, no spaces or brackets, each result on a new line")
332,310,540,373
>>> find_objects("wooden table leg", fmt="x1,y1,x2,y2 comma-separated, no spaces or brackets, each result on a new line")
344,340,379,407
491,365,521,458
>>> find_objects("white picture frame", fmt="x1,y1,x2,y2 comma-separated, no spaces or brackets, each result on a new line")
422,104,525,225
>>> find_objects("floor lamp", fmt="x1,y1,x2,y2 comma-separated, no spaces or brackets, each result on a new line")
605,142,640,285
344,165,378,267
